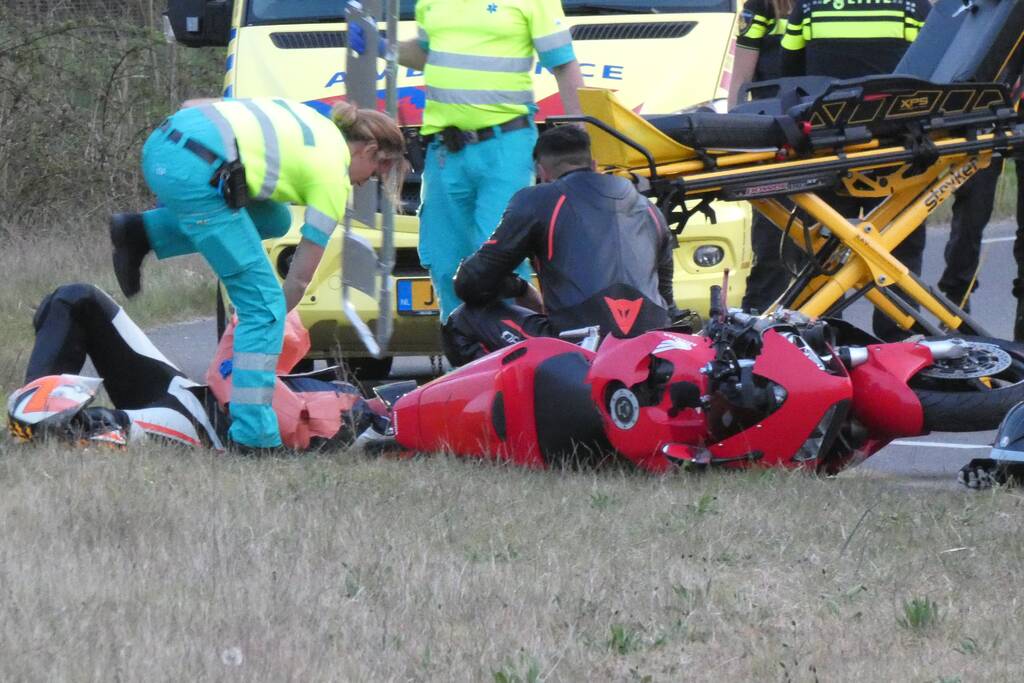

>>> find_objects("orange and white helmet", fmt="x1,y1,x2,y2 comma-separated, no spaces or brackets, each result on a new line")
7,374,104,443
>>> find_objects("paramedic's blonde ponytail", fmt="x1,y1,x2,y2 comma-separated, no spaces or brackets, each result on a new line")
330,101,405,159
331,101,407,206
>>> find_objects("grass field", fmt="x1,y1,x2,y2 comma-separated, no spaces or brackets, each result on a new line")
0,442,1020,681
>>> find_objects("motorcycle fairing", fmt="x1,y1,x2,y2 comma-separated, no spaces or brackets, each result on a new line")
705,330,851,470
846,341,932,462
533,352,611,466
393,337,596,466
589,331,716,473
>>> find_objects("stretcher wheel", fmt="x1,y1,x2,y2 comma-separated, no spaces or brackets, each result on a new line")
911,337,1024,432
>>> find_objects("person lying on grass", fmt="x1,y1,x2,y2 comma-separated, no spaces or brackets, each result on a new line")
6,283,387,453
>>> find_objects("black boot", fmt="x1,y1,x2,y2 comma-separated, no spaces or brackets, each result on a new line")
109,213,150,298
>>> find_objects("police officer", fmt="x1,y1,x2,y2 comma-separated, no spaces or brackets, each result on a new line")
109,99,404,450
729,0,793,108
729,0,802,313
938,52,1024,340
936,160,1007,313
351,0,585,322
782,0,929,79
781,0,930,340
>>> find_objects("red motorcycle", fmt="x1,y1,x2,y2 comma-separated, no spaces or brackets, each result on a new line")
389,288,1024,474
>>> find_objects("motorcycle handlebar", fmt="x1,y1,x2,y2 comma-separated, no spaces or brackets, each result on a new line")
709,285,724,322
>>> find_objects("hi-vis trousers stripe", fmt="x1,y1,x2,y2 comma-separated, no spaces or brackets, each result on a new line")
231,385,275,405
234,352,278,373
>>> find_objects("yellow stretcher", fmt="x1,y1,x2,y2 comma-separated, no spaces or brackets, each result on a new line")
549,0,1024,337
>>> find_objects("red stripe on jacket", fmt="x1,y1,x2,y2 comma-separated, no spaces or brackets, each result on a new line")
548,194,567,260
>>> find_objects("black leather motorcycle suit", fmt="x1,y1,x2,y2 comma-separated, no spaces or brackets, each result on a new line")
444,168,676,365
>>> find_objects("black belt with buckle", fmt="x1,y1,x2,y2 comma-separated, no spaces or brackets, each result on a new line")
156,119,250,208
423,115,532,153
157,119,222,165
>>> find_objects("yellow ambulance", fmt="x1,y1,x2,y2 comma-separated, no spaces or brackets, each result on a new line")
167,0,752,377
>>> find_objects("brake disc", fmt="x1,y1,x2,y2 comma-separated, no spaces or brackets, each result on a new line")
919,341,1013,380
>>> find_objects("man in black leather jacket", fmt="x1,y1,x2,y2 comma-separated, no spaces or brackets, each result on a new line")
442,126,676,366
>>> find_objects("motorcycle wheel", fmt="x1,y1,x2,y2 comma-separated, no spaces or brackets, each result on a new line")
911,336,1024,432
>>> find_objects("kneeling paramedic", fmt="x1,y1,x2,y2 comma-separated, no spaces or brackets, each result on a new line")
442,126,676,366
108,99,404,450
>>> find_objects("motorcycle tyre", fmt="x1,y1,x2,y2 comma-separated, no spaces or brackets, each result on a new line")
912,336,1024,432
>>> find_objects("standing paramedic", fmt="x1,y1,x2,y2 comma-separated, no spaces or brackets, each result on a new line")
441,126,676,366
108,99,404,451
350,0,585,321
781,0,929,340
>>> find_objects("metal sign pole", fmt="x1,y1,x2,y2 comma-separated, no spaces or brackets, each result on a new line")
376,0,399,349
342,0,394,358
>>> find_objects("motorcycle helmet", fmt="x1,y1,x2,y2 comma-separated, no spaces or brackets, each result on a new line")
7,374,105,443
958,401,1024,489
990,400,1024,464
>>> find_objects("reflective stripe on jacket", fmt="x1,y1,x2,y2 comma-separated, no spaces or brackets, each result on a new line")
782,0,926,50
415,0,576,134
203,98,351,246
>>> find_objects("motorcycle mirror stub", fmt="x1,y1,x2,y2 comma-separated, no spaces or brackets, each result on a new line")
372,380,418,410
667,381,702,416
559,326,602,352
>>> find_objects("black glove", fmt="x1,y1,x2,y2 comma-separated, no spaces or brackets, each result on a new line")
670,308,704,333
955,458,1024,489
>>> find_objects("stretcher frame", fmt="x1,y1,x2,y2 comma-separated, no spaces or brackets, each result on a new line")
553,84,1024,337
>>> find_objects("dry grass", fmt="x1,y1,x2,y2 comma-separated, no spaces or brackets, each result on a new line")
1,440,1022,681
0,223,215,389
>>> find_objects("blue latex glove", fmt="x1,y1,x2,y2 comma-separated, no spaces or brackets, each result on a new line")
348,22,387,56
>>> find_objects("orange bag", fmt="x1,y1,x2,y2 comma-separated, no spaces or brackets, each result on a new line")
206,313,359,449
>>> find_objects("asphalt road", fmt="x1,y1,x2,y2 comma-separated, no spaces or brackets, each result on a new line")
147,220,1023,488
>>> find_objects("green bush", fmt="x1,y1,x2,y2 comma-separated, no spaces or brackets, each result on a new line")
0,7,222,226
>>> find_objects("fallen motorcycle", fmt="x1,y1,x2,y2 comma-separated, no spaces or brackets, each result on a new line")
389,287,1024,474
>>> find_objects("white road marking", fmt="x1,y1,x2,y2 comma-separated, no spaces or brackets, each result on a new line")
890,440,990,449
981,235,1017,244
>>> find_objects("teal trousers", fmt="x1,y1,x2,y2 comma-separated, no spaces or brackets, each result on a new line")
418,123,537,322
140,107,286,448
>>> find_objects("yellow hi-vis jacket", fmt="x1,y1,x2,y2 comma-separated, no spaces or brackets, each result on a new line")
415,0,577,134
201,98,351,248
